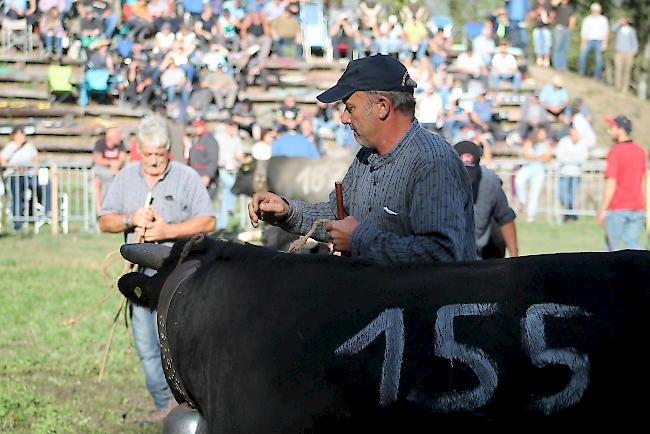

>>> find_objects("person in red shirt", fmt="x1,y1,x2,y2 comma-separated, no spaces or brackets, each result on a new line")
597,115,647,250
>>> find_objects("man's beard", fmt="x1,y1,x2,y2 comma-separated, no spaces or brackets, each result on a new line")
353,129,370,148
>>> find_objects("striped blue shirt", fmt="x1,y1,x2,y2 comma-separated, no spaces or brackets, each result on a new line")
279,119,478,264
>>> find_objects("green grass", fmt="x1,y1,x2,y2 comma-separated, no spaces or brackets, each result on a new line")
0,232,159,434
0,220,610,432
516,218,606,255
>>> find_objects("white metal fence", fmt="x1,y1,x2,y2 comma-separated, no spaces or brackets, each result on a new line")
492,160,608,223
0,160,615,234
0,163,96,234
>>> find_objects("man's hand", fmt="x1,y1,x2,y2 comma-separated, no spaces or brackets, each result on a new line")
597,209,607,227
131,207,155,229
248,192,289,228
109,159,122,175
325,216,360,253
135,208,172,241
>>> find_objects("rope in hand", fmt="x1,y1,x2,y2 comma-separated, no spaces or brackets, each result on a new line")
288,219,330,253
288,182,346,255
97,192,154,382
62,250,130,326
64,193,153,382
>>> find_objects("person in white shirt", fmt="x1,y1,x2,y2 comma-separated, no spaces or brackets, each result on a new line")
160,60,191,120
571,111,596,150
490,40,521,92
455,47,488,91
251,129,276,161
377,15,404,55
556,125,589,222
578,3,609,80
514,126,553,222
0,126,47,232
415,86,444,131
473,27,496,66
215,120,248,230
153,22,175,54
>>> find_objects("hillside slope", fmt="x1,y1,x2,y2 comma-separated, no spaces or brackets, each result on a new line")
529,65,650,152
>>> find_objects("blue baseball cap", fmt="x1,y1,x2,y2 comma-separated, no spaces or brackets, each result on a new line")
316,54,417,103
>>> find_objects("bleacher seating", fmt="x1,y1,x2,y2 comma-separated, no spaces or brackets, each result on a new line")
0,1,591,163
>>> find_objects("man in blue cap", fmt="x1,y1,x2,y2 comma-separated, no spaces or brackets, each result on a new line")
248,54,477,264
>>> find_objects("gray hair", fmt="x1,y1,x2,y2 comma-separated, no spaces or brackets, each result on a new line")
137,115,171,150
367,88,417,117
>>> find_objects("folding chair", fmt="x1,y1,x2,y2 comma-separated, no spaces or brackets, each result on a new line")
464,22,485,40
461,22,486,52
1,17,34,53
47,64,76,103
431,15,453,38
300,0,332,61
79,68,110,106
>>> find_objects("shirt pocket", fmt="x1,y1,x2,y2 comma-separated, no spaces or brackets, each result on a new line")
155,190,190,224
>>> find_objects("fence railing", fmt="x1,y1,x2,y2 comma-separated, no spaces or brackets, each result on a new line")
0,163,97,234
0,160,617,235
492,160,608,223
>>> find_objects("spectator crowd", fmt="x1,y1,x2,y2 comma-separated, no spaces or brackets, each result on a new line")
0,0,643,233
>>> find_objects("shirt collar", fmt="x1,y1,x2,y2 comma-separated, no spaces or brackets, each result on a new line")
367,118,420,169
137,159,173,183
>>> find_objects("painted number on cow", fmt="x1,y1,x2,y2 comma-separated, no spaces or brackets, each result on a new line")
295,167,331,198
522,303,591,415
335,308,405,406
432,303,500,411
336,303,593,415
409,303,500,412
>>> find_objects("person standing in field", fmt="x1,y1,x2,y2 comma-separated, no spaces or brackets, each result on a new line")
597,115,646,251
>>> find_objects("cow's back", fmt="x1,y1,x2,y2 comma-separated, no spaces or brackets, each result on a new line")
165,243,650,432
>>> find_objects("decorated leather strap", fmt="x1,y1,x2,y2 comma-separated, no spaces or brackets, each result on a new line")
157,259,201,409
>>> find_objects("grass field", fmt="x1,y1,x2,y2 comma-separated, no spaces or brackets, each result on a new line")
0,220,610,433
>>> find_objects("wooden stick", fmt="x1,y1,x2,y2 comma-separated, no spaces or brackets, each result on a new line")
335,182,345,220
334,182,351,257
63,286,116,326
134,192,154,244
98,296,126,383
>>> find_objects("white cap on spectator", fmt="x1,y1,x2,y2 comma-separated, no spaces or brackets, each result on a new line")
590,3,602,12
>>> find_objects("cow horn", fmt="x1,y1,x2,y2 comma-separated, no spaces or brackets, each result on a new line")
120,243,172,270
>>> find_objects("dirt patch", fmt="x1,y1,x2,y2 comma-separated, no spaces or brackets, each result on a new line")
6,367,159,433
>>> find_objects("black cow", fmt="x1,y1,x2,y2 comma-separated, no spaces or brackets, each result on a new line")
231,156,352,202
119,237,650,432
